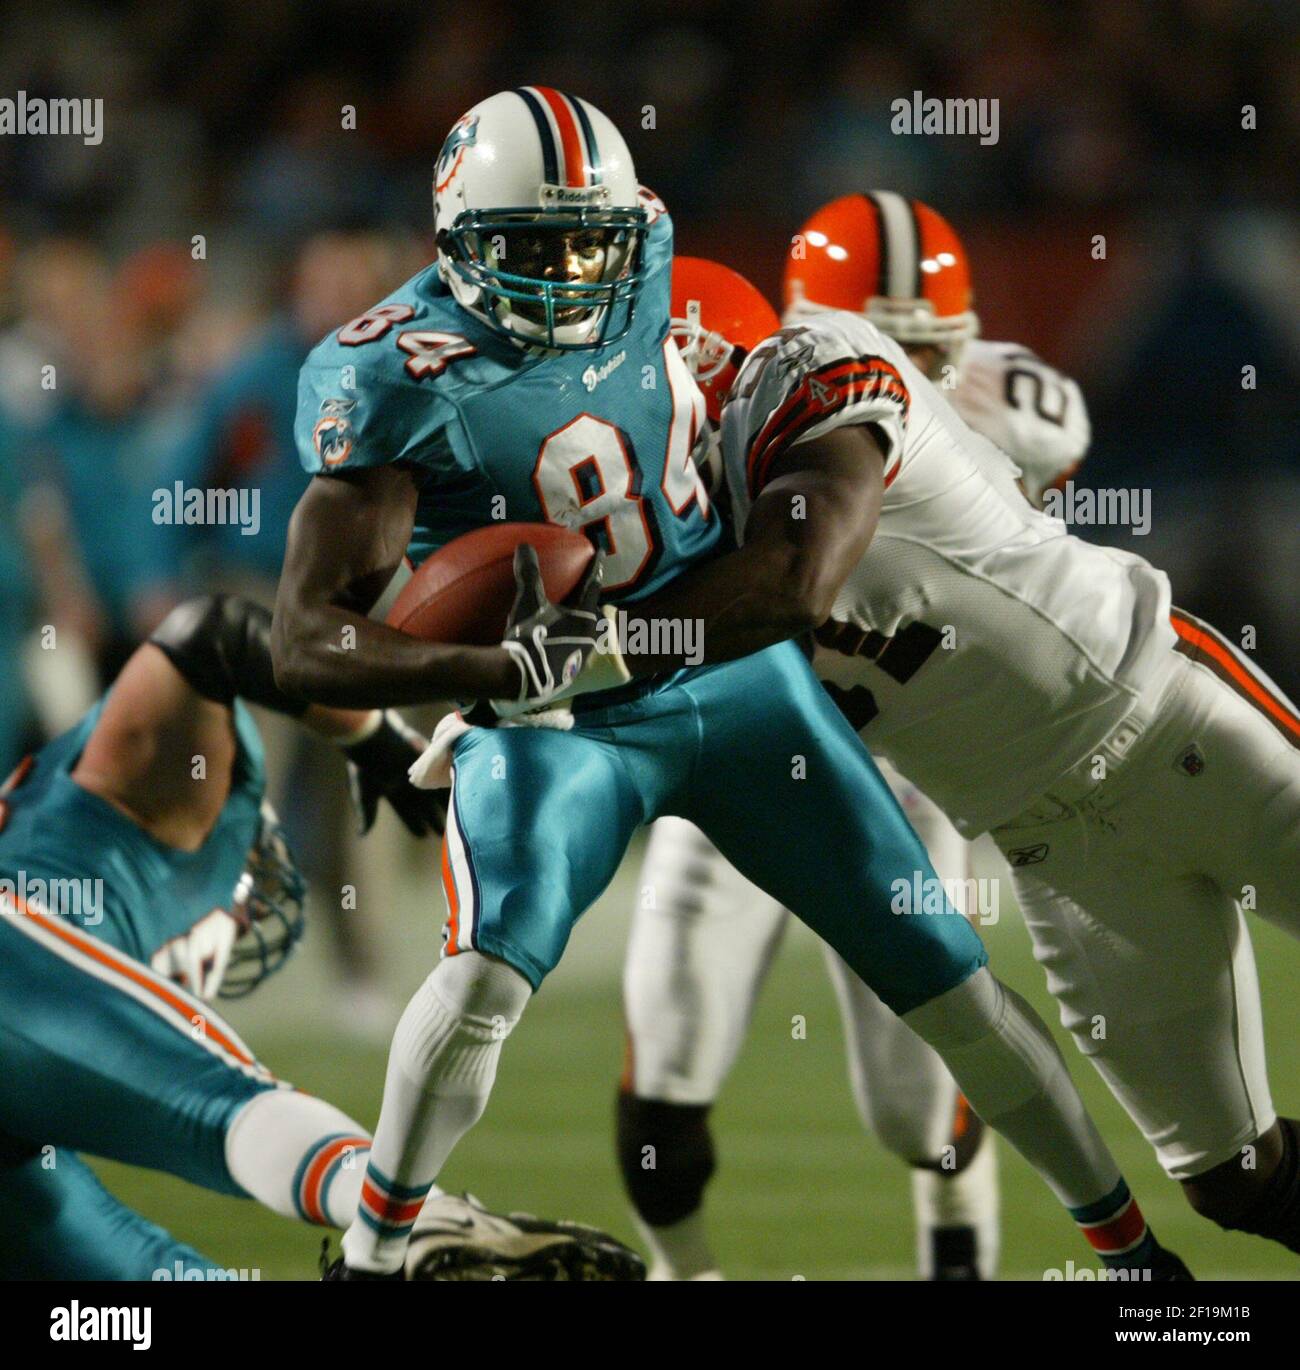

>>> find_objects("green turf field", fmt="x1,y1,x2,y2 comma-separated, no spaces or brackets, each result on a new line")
92,830,1299,1281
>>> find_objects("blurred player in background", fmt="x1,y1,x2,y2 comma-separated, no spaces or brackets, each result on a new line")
154,229,426,1033
620,204,1090,1280
4,240,181,718
0,413,37,764
156,232,416,591
0,232,415,1036
0,594,636,1280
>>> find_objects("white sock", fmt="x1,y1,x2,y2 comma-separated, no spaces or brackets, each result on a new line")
912,1131,1001,1278
225,1089,373,1229
904,968,1120,1211
341,951,531,1274
634,1209,722,1280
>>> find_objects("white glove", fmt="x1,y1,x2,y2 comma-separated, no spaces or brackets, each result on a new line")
408,705,577,792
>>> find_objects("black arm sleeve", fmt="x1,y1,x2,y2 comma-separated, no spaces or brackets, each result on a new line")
149,595,310,717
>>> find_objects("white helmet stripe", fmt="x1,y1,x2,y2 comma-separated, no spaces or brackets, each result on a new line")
868,190,921,299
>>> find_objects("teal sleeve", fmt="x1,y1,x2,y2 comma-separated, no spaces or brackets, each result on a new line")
231,699,268,800
639,206,673,305
295,360,457,477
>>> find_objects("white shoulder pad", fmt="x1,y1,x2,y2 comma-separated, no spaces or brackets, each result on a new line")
954,339,1091,502
721,311,911,506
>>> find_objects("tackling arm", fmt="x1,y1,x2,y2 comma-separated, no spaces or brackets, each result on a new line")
608,424,885,675
271,464,519,708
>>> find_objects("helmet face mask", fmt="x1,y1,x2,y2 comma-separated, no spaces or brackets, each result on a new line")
858,297,973,379
669,256,780,424
219,802,306,999
439,204,648,349
433,89,649,351
670,296,738,385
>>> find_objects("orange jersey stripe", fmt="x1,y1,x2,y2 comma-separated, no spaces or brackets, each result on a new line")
748,358,908,494
750,358,902,473
11,895,256,1066
1,754,33,794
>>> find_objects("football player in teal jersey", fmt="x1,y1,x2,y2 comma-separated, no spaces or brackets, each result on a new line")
0,595,635,1280
272,89,1188,1280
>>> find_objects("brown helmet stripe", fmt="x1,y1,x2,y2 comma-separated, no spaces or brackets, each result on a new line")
861,192,890,299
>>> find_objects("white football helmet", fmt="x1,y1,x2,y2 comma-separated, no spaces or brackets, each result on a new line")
433,88,649,350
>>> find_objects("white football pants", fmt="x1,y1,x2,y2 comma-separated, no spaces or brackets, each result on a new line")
991,618,1300,1179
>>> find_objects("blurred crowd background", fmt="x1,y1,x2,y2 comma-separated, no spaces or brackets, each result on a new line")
0,0,1296,1009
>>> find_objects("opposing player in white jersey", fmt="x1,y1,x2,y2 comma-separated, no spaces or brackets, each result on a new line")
620,234,1300,1274
619,201,1089,1281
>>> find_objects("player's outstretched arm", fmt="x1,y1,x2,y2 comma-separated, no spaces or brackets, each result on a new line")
150,593,447,836
71,593,448,848
272,465,519,708
613,424,884,675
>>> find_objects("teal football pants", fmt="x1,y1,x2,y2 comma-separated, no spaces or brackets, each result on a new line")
0,896,280,1277
441,641,987,1010
0,1144,218,1279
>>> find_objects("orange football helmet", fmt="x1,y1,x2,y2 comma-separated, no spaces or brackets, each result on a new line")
671,255,780,423
783,192,979,368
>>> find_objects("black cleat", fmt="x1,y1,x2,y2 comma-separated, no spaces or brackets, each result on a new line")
1147,1244,1195,1282
931,1225,982,1281
319,1238,404,1281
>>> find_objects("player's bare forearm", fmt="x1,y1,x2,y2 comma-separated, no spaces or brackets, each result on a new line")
615,425,885,674
272,467,517,707
275,603,514,708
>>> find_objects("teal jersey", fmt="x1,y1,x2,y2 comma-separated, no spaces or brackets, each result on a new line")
0,697,266,964
295,208,720,601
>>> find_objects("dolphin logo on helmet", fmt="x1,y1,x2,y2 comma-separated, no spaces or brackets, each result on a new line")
435,113,479,193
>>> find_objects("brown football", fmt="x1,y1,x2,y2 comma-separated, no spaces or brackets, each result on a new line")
386,522,595,645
